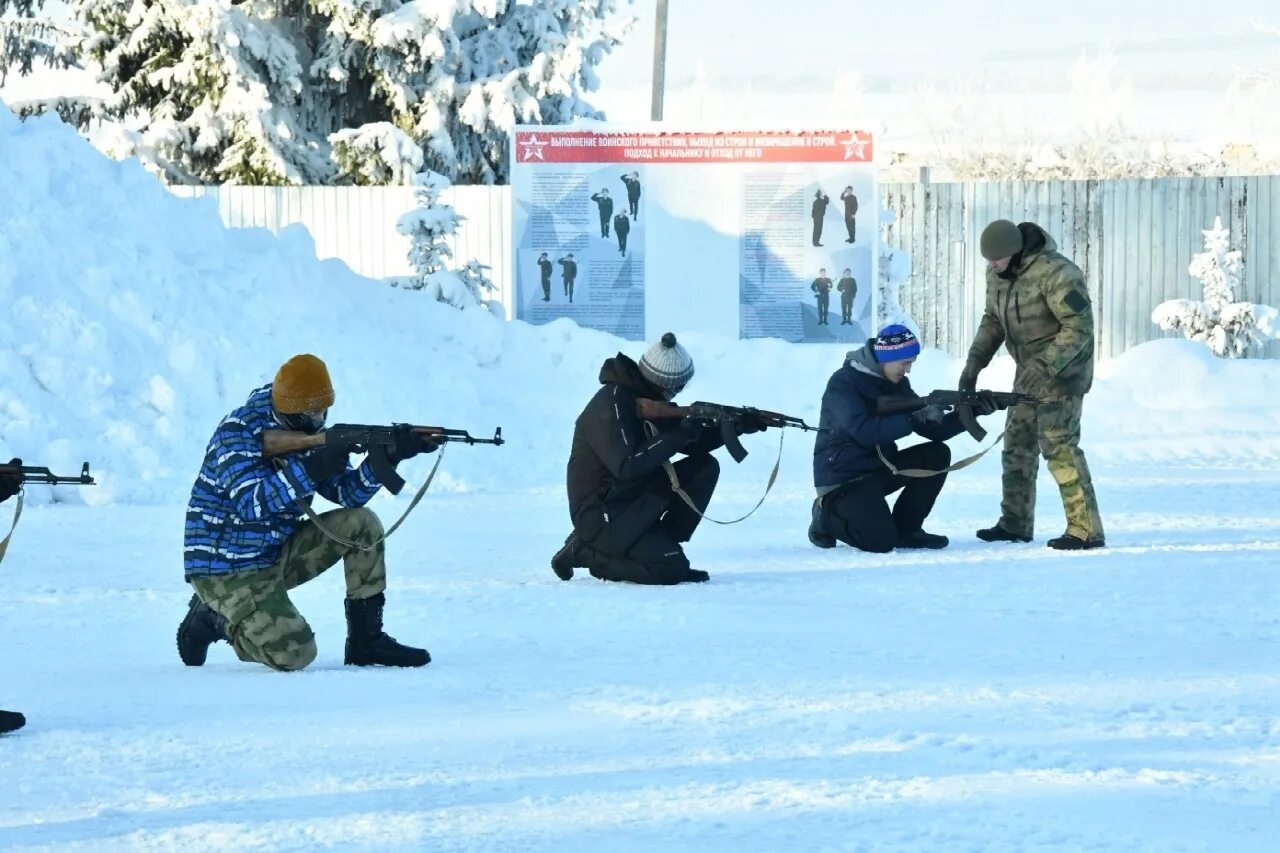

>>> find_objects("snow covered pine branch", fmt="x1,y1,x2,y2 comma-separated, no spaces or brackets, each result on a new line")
1152,216,1280,357
2,0,635,186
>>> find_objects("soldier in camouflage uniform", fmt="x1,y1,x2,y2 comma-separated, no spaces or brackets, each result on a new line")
960,220,1106,550
177,354,439,671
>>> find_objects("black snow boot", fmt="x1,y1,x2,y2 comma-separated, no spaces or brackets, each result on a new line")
177,594,229,667
897,529,949,550
686,569,711,583
551,532,588,581
976,524,1032,543
0,709,25,735
808,498,836,549
344,592,430,667
1047,533,1106,551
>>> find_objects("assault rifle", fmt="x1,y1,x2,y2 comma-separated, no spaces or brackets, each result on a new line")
876,390,1039,441
262,424,503,494
637,399,822,462
0,462,97,487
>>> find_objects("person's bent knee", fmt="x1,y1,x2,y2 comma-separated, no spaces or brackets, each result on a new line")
342,506,384,536
849,529,896,553
924,441,951,467
262,637,318,672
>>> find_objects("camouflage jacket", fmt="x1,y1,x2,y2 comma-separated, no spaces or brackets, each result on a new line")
967,224,1095,395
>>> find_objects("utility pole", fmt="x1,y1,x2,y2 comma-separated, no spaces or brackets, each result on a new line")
650,0,669,121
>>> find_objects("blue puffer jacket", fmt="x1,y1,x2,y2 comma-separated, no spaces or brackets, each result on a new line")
813,345,965,489
183,385,384,579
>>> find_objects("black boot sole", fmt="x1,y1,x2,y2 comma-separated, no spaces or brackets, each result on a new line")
344,644,431,667
976,529,1033,544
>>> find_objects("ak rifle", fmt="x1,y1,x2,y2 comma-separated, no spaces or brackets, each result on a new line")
262,423,503,494
876,390,1040,441
637,399,822,462
0,462,96,487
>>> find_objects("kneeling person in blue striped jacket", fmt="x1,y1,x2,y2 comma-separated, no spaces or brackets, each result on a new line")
178,354,437,671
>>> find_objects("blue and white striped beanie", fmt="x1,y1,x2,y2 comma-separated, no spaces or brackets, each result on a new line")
872,324,921,363
638,332,695,391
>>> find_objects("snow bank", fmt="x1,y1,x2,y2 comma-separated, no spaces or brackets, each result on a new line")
2,104,1277,508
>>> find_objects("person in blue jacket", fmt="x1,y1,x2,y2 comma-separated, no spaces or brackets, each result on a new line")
809,325,997,552
177,354,439,671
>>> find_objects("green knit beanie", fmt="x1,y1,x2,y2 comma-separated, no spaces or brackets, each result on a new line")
980,219,1023,261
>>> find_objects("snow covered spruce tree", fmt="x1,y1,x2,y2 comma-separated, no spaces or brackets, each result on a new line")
13,0,633,185
395,170,494,308
1152,216,1280,357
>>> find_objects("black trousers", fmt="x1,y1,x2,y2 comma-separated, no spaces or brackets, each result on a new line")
580,454,720,585
816,442,950,553
816,296,830,324
541,277,551,299
599,213,610,237
841,295,853,322
618,233,628,254
812,217,824,246
845,213,856,242
629,198,639,217
563,277,574,298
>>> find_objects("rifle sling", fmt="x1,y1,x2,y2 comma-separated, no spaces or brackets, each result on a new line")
295,446,446,552
0,491,23,566
644,420,781,525
876,429,1007,478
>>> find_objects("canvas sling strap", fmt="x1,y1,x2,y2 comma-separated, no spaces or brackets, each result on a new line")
289,446,447,553
642,419,783,525
875,429,1008,478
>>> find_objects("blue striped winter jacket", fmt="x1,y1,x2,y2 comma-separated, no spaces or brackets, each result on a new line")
183,385,384,579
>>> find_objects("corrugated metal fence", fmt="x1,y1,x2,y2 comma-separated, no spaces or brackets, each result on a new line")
172,178,1280,358
882,177,1280,359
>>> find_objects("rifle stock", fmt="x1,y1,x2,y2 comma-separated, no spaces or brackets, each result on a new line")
261,430,328,457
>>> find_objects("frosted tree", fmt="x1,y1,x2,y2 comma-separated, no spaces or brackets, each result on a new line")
7,0,635,186
0,0,78,85
1152,217,1280,357
395,170,493,308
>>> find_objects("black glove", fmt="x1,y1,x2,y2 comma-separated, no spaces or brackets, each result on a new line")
736,412,769,435
0,457,22,503
387,424,443,464
301,444,349,484
958,361,981,393
910,404,947,427
971,391,999,417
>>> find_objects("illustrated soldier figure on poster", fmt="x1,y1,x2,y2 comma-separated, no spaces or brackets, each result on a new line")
840,186,858,243
811,189,830,247
811,268,833,325
537,252,553,301
558,253,578,302
621,172,642,219
614,212,631,256
837,268,857,324
591,189,614,238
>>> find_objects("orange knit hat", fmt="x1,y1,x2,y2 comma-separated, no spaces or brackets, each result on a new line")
271,354,335,413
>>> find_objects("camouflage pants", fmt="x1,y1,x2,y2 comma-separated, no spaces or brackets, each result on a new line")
190,508,387,672
1000,392,1105,542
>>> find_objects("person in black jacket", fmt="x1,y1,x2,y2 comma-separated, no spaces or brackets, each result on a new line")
591,189,614,238
1,460,25,735
551,333,767,585
811,189,830,247
537,252,553,301
840,186,858,243
808,326,998,553
621,172,641,218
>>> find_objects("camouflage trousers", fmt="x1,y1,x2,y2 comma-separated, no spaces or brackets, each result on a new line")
190,508,387,672
1000,392,1105,542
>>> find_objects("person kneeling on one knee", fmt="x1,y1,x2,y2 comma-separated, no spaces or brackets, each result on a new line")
808,326,996,553
551,332,767,585
178,353,440,671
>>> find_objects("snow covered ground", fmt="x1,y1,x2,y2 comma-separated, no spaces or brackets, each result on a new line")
3,101,1280,849
2,465,1278,851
